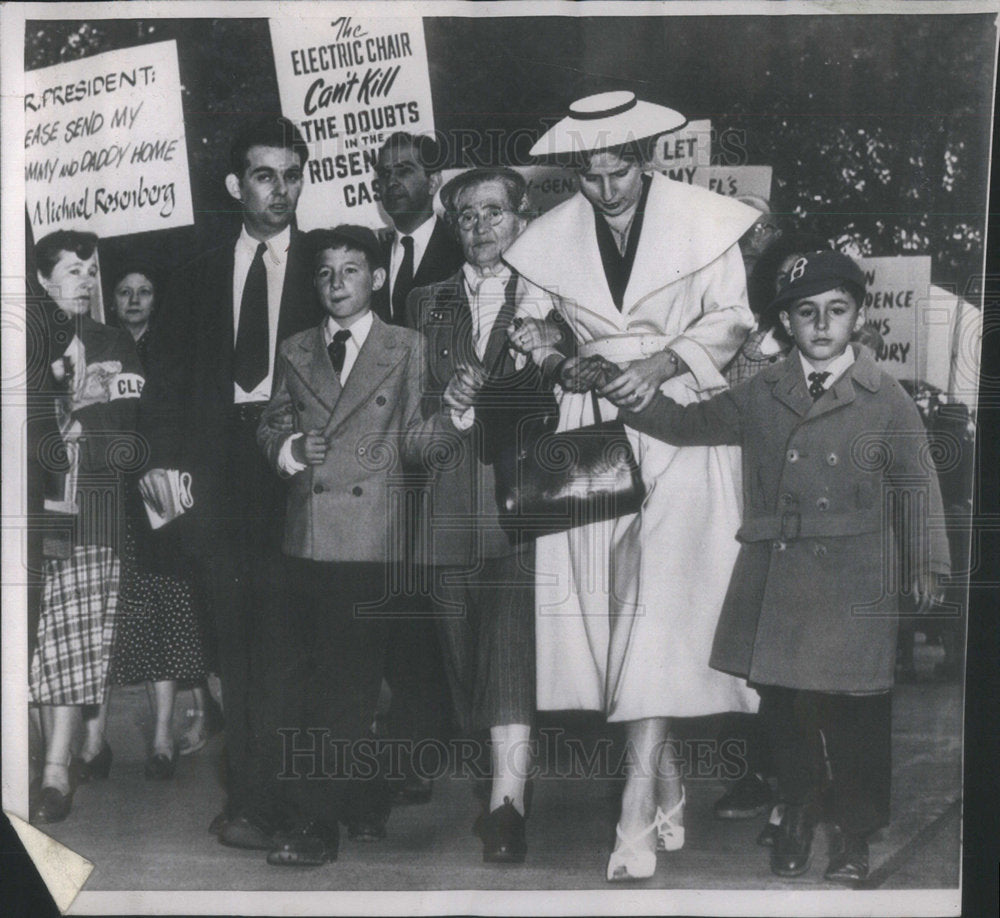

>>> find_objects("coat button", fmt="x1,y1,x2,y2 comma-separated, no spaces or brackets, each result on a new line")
780,492,795,506
772,540,786,552
816,496,830,511
313,483,324,494
358,446,366,456
787,449,799,462
813,542,828,557
376,395,386,406
296,401,305,411
441,348,449,357
352,486,363,496
826,452,839,466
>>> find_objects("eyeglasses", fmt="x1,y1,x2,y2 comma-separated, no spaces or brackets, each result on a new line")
455,205,512,230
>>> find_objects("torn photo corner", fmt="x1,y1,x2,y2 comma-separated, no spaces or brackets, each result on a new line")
1,1,995,915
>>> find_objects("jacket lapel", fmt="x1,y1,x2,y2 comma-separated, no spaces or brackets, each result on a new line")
286,325,340,414
212,241,237,403
766,353,813,418
503,193,621,331
276,229,315,346
324,315,405,436
622,173,759,316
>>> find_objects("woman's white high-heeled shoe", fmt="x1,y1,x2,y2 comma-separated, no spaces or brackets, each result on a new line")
655,787,686,852
606,820,658,881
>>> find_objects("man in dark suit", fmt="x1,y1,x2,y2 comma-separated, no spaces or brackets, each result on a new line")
138,116,321,849
373,132,464,326
371,132,464,804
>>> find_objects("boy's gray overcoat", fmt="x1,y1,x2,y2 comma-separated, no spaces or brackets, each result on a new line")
624,346,950,692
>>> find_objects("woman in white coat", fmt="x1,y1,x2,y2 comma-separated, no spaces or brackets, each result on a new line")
505,92,760,881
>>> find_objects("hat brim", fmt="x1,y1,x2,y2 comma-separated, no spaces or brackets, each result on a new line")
769,276,865,314
530,100,687,158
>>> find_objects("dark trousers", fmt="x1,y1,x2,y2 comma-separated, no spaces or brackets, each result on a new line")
759,685,892,837
275,557,391,828
180,411,290,824
381,479,451,767
431,544,536,736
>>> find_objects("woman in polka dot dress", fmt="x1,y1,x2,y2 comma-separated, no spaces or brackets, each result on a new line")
107,264,211,780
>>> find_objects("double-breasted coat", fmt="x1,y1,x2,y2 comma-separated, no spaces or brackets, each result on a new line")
504,174,761,720
256,315,427,563
623,346,951,692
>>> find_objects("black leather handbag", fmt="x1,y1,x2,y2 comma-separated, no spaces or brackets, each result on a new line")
493,387,646,536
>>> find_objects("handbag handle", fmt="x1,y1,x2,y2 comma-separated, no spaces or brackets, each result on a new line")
590,388,603,424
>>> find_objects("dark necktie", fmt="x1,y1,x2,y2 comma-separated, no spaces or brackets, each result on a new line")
808,371,831,400
327,328,352,379
391,235,414,321
233,242,269,392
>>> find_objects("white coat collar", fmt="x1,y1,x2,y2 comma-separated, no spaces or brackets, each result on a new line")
505,172,759,327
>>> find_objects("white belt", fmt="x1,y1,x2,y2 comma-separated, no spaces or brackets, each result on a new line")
579,334,673,363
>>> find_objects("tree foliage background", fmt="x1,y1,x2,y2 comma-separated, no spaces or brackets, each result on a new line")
26,12,995,299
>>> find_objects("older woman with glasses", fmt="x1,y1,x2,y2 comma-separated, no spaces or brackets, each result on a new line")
404,166,565,864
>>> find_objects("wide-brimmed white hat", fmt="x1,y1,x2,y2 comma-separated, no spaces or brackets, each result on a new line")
529,91,687,158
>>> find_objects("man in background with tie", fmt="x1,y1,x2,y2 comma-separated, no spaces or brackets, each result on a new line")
372,132,464,805
138,116,320,850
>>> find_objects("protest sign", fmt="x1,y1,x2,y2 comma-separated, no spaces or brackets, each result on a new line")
269,14,436,230
25,41,194,239
856,256,932,381
647,118,712,177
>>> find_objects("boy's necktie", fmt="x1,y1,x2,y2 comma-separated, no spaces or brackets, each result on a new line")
327,329,352,379
234,242,269,392
808,371,831,400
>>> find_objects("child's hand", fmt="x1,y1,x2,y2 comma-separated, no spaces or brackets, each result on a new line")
558,356,613,392
443,364,485,413
292,429,329,466
507,316,563,353
598,351,681,412
914,570,947,615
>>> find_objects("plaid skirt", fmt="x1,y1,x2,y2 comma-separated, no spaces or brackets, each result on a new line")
30,545,119,705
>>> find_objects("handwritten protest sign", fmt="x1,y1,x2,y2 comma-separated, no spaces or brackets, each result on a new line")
269,15,436,230
25,41,194,239
856,256,932,382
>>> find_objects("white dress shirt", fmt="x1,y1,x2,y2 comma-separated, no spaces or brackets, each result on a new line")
388,215,436,302
277,311,375,476
799,346,856,392
232,224,291,404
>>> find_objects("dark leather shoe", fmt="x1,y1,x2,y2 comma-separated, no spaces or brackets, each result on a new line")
70,741,112,783
347,811,388,842
31,786,73,824
474,797,527,864
267,822,339,867
391,774,433,806
144,745,178,780
714,773,772,819
825,830,869,884
770,805,815,877
219,815,276,850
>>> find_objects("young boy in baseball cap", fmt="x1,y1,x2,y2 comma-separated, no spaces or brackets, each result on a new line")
603,250,950,883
